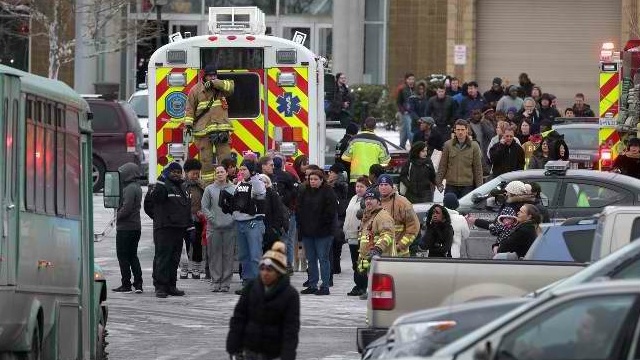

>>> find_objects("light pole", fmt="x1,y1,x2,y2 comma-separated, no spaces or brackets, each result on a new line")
150,0,169,50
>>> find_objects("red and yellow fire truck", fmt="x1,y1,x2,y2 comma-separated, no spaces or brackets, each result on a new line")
147,6,326,182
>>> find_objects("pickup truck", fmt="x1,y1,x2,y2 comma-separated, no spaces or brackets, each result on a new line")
357,205,640,352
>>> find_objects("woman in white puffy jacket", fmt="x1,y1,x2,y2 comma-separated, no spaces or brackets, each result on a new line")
343,176,371,296
442,193,470,258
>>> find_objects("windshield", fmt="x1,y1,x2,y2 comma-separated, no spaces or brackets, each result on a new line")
553,127,599,149
458,176,505,208
129,93,148,118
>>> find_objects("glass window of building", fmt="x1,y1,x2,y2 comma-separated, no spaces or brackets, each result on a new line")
134,0,203,14
206,0,276,15
279,0,332,16
364,0,387,84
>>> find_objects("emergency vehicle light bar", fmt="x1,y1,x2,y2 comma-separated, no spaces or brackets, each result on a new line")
208,6,266,35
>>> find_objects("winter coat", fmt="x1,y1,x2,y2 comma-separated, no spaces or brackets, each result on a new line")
381,192,421,255
185,80,235,134
528,151,550,170
426,95,457,129
227,276,300,360
612,154,640,179
474,195,533,245
331,179,350,221
412,129,444,152
486,135,521,160
341,130,391,182
446,208,470,258
151,175,192,230
489,141,525,176
436,136,484,188
419,206,454,258
357,207,396,263
496,95,524,114
263,187,287,250
184,179,205,218
334,133,354,178
296,184,337,238
483,88,504,106
539,106,561,123
497,221,538,258
517,109,542,134
271,168,299,210
458,94,487,119
408,94,428,131
469,119,496,173
201,181,235,231
397,85,415,113
572,104,595,117
232,174,267,222
116,163,142,231
343,195,363,244
399,154,436,203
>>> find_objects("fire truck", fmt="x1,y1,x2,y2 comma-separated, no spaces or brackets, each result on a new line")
147,6,326,182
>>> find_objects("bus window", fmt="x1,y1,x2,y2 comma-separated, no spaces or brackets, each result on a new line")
25,98,35,210
56,105,65,215
65,109,80,217
45,126,55,214
217,72,261,119
35,125,45,212
201,48,264,70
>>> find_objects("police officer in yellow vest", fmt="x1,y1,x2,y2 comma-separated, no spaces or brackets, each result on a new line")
184,64,235,184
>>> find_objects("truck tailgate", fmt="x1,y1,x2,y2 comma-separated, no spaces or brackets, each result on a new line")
368,257,586,329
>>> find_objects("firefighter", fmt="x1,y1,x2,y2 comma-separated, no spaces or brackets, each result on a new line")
377,174,420,257
184,64,235,184
357,189,395,299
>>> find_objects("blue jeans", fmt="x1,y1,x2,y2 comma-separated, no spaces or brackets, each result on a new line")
302,236,333,289
282,214,297,267
399,113,412,149
236,219,265,282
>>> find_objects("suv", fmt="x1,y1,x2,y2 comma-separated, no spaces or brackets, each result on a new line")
84,95,144,192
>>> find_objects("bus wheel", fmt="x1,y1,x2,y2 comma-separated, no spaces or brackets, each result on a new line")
17,322,40,360
92,157,106,193
96,310,107,360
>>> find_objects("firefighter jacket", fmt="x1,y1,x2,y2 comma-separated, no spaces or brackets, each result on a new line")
184,79,235,136
380,191,420,257
341,130,391,182
357,207,396,266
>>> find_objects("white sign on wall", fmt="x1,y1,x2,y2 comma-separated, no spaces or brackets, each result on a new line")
454,44,467,65
292,31,308,46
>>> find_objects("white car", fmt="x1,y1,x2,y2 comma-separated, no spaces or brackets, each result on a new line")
128,88,149,148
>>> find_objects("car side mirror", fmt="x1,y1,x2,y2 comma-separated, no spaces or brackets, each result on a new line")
473,341,492,360
103,171,121,208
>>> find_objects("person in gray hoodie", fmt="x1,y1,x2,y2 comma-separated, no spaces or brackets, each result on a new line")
113,163,143,293
201,165,237,292
496,85,524,114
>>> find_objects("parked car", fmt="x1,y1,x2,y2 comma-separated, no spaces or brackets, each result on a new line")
364,237,640,359
523,219,597,262
84,95,144,192
428,280,640,360
128,88,149,148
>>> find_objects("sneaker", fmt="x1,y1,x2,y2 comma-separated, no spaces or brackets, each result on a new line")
155,290,168,298
302,280,310,287
167,288,185,296
134,285,143,294
315,287,330,296
112,285,133,293
179,272,189,280
191,273,201,280
300,287,318,295
347,286,362,296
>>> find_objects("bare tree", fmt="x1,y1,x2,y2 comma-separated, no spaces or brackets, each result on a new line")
0,0,155,79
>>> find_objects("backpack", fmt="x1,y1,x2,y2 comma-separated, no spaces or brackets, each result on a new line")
143,184,155,219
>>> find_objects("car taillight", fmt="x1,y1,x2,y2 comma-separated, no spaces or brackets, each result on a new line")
126,132,136,153
371,273,395,311
600,147,612,169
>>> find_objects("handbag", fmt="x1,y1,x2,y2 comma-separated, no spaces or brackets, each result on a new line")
398,163,411,196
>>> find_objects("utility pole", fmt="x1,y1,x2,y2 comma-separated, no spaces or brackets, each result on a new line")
151,0,168,50
74,0,92,93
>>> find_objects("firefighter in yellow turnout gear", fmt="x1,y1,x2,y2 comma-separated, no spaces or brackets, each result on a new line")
357,189,396,274
377,174,420,257
184,64,235,184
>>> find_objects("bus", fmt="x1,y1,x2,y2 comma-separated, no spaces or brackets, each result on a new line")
0,64,107,359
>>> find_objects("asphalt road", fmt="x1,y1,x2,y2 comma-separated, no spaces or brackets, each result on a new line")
93,191,365,360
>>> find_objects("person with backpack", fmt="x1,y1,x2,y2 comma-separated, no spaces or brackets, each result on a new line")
201,165,236,292
179,158,206,280
112,162,144,294
149,162,192,298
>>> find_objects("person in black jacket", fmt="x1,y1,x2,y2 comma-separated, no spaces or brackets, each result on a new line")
408,81,429,134
296,169,337,295
113,162,143,293
330,72,354,128
399,141,436,203
328,163,349,276
612,137,640,179
227,241,300,360
335,122,359,180
489,128,525,176
151,162,192,298
412,117,444,153
419,204,454,257
258,174,287,253
496,204,541,258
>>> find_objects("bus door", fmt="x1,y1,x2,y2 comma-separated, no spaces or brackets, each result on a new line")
1,74,19,286
201,47,267,159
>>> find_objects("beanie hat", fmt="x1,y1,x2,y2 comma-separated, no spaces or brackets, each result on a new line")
273,156,283,169
443,192,459,210
162,162,182,178
492,77,502,86
240,159,257,175
346,122,359,135
363,189,381,202
183,158,202,172
505,180,531,196
260,241,287,275
377,174,393,186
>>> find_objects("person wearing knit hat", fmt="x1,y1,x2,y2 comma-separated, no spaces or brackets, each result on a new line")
240,159,257,176
363,188,381,202
227,241,300,360
378,170,420,258
161,161,183,181
443,192,459,210
483,77,505,108
504,180,530,197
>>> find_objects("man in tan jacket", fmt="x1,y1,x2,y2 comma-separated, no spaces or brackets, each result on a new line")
184,64,235,184
436,119,484,198
377,174,420,257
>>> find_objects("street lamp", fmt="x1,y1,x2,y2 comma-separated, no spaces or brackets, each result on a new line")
150,0,169,50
